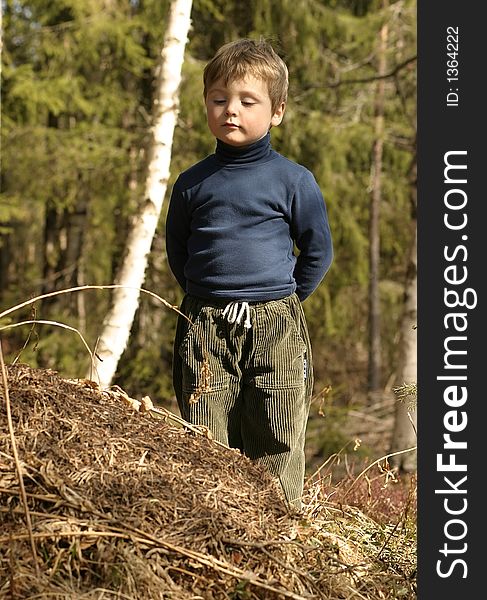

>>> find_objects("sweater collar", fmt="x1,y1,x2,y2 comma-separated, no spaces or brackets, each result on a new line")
215,132,272,165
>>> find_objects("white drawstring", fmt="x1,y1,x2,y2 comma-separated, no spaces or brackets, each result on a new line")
222,301,252,329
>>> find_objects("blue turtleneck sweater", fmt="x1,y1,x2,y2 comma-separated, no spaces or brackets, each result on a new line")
165,133,333,302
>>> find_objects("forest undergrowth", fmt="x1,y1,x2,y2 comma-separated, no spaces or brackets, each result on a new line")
0,358,416,599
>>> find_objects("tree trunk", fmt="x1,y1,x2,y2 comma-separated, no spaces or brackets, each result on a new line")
390,153,417,471
91,0,193,388
42,201,63,295
389,226,417,471
61,183,89,317
367,1,389,397
0,233,10,304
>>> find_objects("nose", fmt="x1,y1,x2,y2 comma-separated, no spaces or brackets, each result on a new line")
225,100,238,116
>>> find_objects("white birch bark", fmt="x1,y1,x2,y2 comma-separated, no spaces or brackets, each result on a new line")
389,227,417,471
92,0,193,388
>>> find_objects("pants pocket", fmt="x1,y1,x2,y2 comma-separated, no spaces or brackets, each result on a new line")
252,305,308,390
178,305,230,396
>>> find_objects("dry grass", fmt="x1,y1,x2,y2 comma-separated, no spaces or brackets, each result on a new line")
1,363,416,599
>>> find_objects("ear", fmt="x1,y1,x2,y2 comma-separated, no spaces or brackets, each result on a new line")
271,102,286,127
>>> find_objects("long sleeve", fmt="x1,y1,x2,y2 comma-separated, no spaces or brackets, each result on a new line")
165,178,190,292
291,170,333,301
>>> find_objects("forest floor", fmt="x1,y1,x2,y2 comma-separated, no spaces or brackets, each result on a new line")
1,363,416,599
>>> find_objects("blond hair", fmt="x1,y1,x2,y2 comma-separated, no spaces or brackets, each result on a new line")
203,39,288,112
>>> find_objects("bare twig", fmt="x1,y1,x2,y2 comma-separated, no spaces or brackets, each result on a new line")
0,284,190,324
12,305,38,365
0,284,193,388
408,410,417,437
341,446,417,500
0,339,40,578
306,439,357,482
329,55,416,87
377,475,417,560
0,319,96,370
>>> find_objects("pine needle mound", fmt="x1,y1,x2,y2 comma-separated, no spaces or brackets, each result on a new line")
1,364,415,599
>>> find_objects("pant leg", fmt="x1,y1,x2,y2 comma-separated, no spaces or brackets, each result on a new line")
173,293,313,507
173,295,243,448
242,294,313,509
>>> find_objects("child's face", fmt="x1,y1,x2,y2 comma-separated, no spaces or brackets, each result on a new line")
205,75,285,147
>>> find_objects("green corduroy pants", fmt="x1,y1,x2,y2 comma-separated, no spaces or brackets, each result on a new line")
172,293,314,508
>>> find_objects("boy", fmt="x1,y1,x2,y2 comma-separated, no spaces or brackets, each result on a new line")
165,39,333,509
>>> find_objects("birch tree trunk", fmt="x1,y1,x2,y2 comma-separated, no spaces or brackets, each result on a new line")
92,0,192,388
